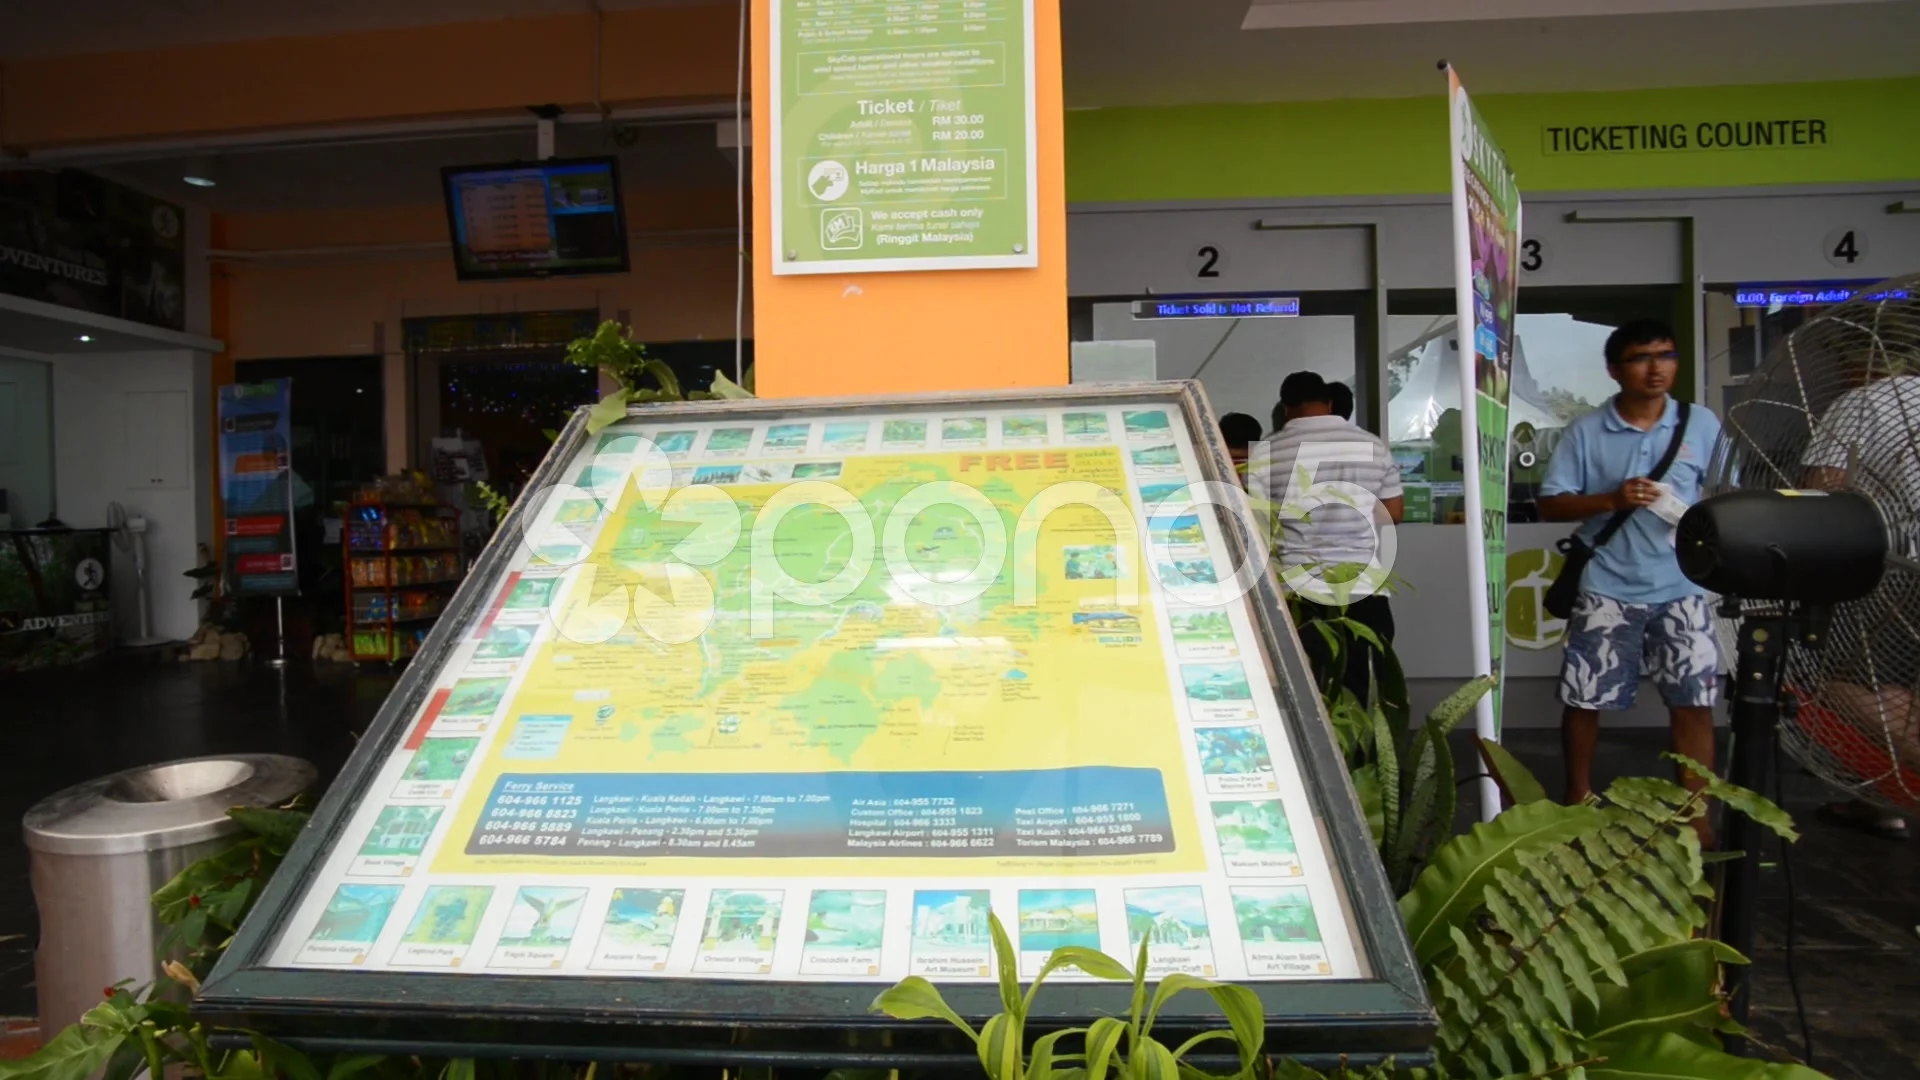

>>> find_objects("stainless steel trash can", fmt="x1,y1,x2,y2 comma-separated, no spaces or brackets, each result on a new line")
22,755,315,1035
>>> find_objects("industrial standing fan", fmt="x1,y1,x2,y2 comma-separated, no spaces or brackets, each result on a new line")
1677,273,1920,1032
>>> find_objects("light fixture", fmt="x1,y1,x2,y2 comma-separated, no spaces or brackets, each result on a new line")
76,334,93,343
1563,207,1691,223
182,154,219,188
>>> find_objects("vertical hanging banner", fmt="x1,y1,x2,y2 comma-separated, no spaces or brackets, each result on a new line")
1446,66,1521,818
219,379,300,597
770,0,1039,275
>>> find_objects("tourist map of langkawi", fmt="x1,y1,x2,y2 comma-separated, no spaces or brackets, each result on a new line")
270,403,1364,983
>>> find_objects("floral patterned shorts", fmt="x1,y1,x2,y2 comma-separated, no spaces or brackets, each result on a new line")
1558,592,1720,711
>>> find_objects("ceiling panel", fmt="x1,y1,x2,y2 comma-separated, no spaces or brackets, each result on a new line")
0,0,713,59
1241,0,1900,30
91,120,737,214
1064,0,1920,105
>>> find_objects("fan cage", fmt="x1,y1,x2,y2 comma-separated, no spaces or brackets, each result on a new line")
1706,274,1920,812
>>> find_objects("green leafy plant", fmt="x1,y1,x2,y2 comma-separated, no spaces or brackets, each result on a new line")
186,543,243,631
1307,613,1491,895
565,320,754,434
470,321,758,522
1401,753,1820,1080
870,911,1338,1080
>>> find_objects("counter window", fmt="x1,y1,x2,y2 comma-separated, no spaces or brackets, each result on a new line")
1387,286,1687,524
1075,292,1370,439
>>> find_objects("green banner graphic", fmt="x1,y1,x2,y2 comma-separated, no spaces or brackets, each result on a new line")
1449,69,1521,744
773,0,1037,274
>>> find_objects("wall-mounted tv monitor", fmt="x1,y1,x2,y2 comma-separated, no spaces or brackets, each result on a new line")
442,157,629,281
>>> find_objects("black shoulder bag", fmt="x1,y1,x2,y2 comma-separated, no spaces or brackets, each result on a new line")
1542,403,1691,621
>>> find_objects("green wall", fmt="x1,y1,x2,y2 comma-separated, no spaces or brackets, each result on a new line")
1065,77,1920,203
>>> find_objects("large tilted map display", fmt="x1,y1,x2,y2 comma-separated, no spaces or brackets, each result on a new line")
207,385,1427,1062
271,397,1359,985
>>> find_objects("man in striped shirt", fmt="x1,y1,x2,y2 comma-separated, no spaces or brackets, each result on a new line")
1248,372,1405,702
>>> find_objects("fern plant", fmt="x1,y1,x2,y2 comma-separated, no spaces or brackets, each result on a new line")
1402,754,1820,1080
1311,615,1492,895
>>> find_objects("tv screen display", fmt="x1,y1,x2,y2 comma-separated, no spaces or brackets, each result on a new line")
442,157,629,280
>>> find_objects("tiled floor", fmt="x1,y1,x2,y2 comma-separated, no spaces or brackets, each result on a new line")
0,655,1913,1076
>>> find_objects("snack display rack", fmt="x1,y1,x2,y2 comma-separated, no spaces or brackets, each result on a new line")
344,501,463,662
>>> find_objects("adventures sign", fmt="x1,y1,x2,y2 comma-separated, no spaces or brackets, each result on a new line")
0,169,187,330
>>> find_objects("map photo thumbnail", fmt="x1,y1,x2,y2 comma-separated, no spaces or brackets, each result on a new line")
1123,410,1172,437
652,430,696,454
441,677,510,718
912,890,991,951
402,885,494,946
358,805,443,858
1016,889,1101,953
473,624,534,661
600,888,685,949
502,576,560,610
1002,416,1049,440
1170,611,1235,646
1065,544,1120,581
883,420,928,445
1231,887,1322,945
823,422,870,449
309,884,401,944
1125,886,1212,950
803,890,887,954
1211,800,1297,858
706,428,754,452
1063,412,1110,437
1195,726,1276,779
764,424,811,451
498,886,588,948
1182,663,1253,703
942,418,988,442
405,737,479,781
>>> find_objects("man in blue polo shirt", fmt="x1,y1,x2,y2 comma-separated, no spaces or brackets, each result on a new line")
1538,320,1723,814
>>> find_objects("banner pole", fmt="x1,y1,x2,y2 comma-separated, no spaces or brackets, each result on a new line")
269,596,288,668
1445,63,1520,821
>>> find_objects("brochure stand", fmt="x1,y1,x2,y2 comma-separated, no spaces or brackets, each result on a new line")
199,383,1432,1066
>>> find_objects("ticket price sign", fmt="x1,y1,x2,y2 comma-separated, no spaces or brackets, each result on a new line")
200,384,1431,1065
771,0,1039,274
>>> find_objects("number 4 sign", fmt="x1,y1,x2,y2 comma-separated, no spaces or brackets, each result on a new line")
1825,227,1867,268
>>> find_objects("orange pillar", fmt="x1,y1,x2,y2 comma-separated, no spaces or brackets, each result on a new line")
750,1,1069,398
